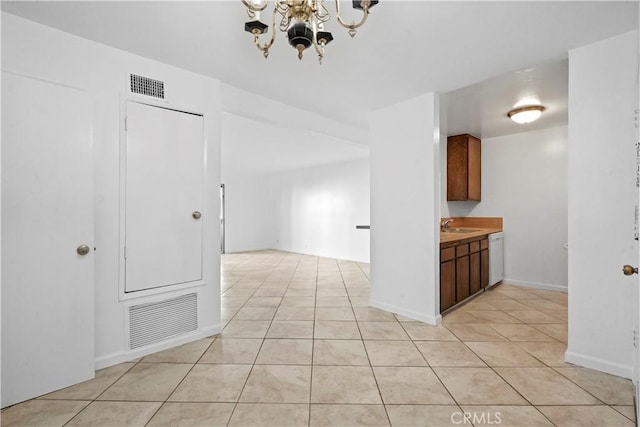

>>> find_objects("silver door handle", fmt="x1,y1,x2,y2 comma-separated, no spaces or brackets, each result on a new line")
77,244,91,256
192,211,202,219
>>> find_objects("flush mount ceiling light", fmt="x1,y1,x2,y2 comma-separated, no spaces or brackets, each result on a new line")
507,105,546,124
242,0,378,63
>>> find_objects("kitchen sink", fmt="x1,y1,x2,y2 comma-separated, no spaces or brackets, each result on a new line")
443,228,481,233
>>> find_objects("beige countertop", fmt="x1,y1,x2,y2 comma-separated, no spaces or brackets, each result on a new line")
439,217,503,246
440,227,502,244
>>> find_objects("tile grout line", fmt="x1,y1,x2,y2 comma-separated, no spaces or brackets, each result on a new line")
439,306,561,426
225,251,301,426
337,259,393,427
221,251,277,426
140,333,222,426
61,358,141,426
307,254,320,427
451,298,610,425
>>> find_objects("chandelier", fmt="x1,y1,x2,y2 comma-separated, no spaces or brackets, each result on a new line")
242,0,379,63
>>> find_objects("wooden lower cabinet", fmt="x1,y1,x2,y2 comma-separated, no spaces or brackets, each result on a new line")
440,236,491,312
470,251,481,294
456,255,470,301
440,260,456,311
481,247,489,287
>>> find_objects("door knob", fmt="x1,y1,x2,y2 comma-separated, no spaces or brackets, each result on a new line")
192,211,202,219
76,244,91,256
622,265,638,275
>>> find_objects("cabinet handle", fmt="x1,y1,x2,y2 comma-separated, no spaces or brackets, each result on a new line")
622,265,638,275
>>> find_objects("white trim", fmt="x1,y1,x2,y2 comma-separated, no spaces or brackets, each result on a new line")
564,350,633,379
503,278,568,293
369,298,442,325
94,324,221,370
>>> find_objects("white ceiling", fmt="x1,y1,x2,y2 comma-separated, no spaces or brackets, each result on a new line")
2,0,637,135
2,1,636,173
445,58,568,139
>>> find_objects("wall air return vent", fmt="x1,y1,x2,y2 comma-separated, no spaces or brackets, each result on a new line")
129,293,197,349
130,74,165,99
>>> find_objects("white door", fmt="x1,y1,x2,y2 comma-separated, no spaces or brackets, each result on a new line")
1,72,94,407
635,27,640,420
636,203,640,422
125,102,204,293
635,44,640,420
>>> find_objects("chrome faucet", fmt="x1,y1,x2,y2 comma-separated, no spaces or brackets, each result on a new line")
441,218,454,231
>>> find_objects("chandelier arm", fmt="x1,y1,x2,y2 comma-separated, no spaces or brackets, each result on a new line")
316,0,330,21
253,5,279,57
315,11,331,24
279,14,291,32
311,21,325,62
275,0,290,31
275,0,288,15
334,0,370,31
241,0,269,12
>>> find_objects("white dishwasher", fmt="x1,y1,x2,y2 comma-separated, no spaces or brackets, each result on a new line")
488,232,504,287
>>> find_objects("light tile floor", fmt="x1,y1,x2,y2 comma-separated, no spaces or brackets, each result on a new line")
2,250,635,426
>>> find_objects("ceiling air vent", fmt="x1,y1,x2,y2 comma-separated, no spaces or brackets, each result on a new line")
129,293,197,349
130,74,165,99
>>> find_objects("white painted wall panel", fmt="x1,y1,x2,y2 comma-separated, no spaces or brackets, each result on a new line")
273,159,370,263
369,93,441,324
221,171,276,253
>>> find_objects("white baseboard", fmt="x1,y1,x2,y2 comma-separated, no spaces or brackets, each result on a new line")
502,278,568,293
369,299,441,325
564,350,632,379
95,323,222,370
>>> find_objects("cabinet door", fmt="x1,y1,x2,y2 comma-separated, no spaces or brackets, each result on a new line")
456,255,470,302
441,260,456,311
481,248,490,288
447,134,481,201
447,135,469,201
467,135,481,201
470,252,481,294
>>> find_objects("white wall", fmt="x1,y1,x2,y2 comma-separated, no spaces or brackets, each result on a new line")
221,171,276,253
220,90,369,261
442,126,569,291
567,30,638,378
220,113,277,253
370,93,442,324
2,13,222,369
220,156,370,262
273,159,370,263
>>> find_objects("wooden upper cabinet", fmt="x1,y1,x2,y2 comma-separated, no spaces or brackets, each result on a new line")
447,134,481,201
